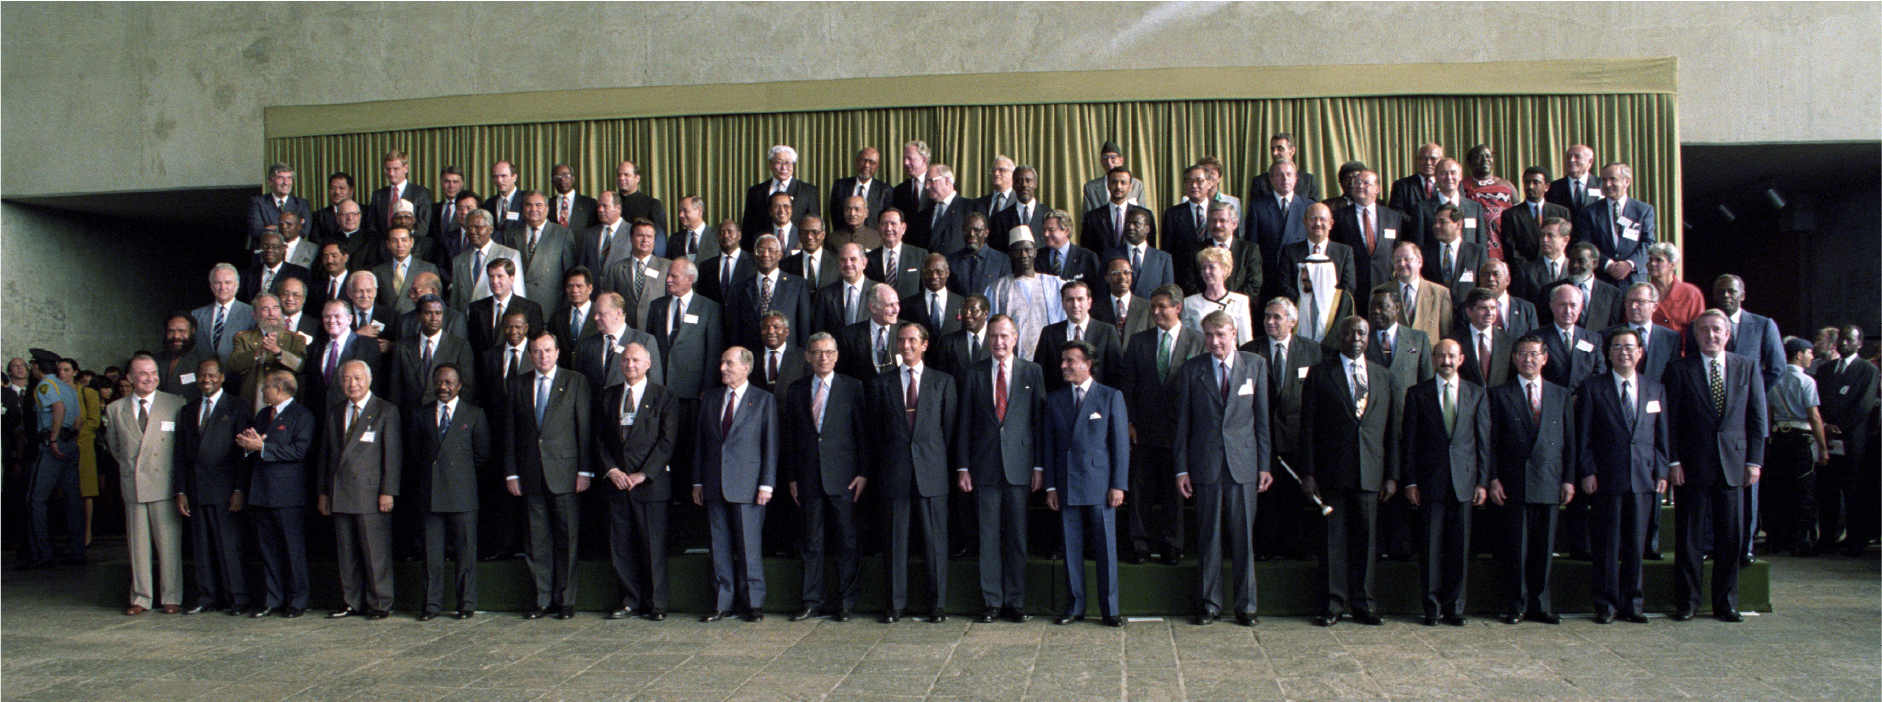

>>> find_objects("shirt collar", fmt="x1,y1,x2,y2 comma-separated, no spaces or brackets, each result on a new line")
625,377,648,399
1072,377,1095,394
202,389,223,406
439,396,459,415
535,367,556,383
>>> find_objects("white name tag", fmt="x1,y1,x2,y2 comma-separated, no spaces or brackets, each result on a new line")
368,321,385,332
1238,380,1255,396
1617,216,1634,228
1381,229,1396,240
505,212,520,221
1463,217,1478,229
1459,270,1476,283
1644,400,1661,414
159,421,176,432
1088,412,1103,420
1298,366,1311,379
620,413,635,426
179,373,196,384
1575,340,1594,353
683,313,699,324
614,345,627,354
1842,385,1852,395
1588,186,1603,199
361,431,377,443
1621,225,1641,241
1829,439,1846,456
644,267,660,278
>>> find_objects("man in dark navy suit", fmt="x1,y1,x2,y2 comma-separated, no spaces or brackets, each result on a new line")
1663,310,1767,622
1576,327,1668,624
741,145,819,243
235,370,317,618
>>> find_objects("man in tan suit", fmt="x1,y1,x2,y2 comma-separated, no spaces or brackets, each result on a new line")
1388,241,1453,345
317,360,402,620
105,355,187,614
226,294,307,410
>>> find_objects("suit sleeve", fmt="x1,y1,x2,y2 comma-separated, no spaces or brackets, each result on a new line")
1472,390,1492,488
1758,321,1784,391
596,389,624,476
759,395,779,492
574,378,594,477
1651,387,1671,482
245,199,270,246
1107,389,1130,492
1172,365,1192,476
1661,369,1684,468
172,410,194,498
1575,383,1596,483
1251,355,1272,474
649,395,677,479
1746,367,1768,466
1385,372,1403,483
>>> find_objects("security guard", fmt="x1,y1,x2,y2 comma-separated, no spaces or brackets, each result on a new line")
21,348,83,570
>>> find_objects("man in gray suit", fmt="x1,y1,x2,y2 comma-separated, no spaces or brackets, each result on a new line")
194,264,257,360
505,191,578,312
578,193,632,286
408,363,488,620
784,333,869,622
449,210,526,312
503,333,594,620
1402,340,1490,626
604,218,673,330
955,315,1045,623
871,322,959,623
693,347,778,623
1487,334,1575,624
1175,311,1272,626
317,360,401,620
1665,310,1767,622
648,258,725,481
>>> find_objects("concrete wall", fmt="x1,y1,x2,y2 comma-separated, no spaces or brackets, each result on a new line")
4,2,1879,198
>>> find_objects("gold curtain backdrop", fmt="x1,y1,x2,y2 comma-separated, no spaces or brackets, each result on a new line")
268,62,1679,245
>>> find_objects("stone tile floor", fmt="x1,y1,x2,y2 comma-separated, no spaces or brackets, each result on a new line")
3,547,1875,701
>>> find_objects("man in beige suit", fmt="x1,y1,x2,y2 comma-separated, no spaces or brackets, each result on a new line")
226,294,307,410
317,360,403,620
105,355,187,615
1389,241,1453,346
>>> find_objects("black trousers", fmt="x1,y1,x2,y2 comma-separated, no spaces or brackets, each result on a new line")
1590,492,1654,616
1194,479,1259,615
885,494,947,612
606,498,668,612
1419,498,1473,618
252,505,310,610
974,483,1029,610
523,492,580,609
801,489,861,612
1498,503,1558,616
188,503,249,609
1125,448,1183,558
423,510,478,613
1675,480,1744,615
1762,432,1818,551
1320,489,1379,616
1255,452,1313,559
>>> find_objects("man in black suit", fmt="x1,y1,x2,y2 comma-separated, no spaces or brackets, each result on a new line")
954,315,1045,623
1409,159,1487,253
1545,144,1600,215
547,268,600,364
1124,286,1205,564
931,295,991,379
1245,297,1324,561
408,364,488,621
911,165,979,256
1467,260,1539,339
1664,311,1767,622
725,234,814,352
1278,204,1357,301
1516,218,1574,307
815,244,874,337
1387,143,1445,219
989,166,1050,253
467,259,545,355
174,359,252,615
903,254,964,340
306,300,385,418
838,284,905,382
1194,202,1265,300
1486,335,1575,624
1577,327,1668,624
1164,166,1216,286
1501,168,1571,265
698,221,756,305
1033,281,1123,391
1451,288,1514,389
1247,162,1312,293
1539,284,1609,392
784,333,868,622
693,347,779,623
1815,325,1880,555
343,271,396,355
1367,287,1429,565
613,161,669,256
503,333,594,620
1094,258,1150,340
1332,170,1407,300
1402,340,1490,626
781,215,839,290
546,164,597,235
1301,315,1399,627
242,234,313,304
596,344,678,621
1036,210,1103,289
475,310,530,561
870,322,959,623
1606,283,1682,385
235,370,316,618
946,213,1011,299
1247,133,1321,201
752,313,807,398
368,150,432,240
756,192,805,255
1081,167,1154,254
975,155,1018,224
1423,205,1487,302
741,145,820,240
867,209,927,301
1043,340,1132,628
831,147,892,230
247,163,315,249
392,295,478,420
669,196,717,263
311,172,354,244
429,167,470,246
1545,243,1622,331
893,140,931,218
312,242,354,316
571,292,663,395
482,161,524,232
1174,311,1271,626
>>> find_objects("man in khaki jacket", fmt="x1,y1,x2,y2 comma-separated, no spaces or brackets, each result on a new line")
105,354,187,615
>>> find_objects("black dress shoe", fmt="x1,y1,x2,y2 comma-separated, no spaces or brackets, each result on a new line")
976,609,999,623
367,610,390,620
700,611,727,622
418,611,439,621
830,609,850,623
1351,610,1384,626
1740,555,1757,566
1670,610,1695,622
13,557,52,571
456,610,476,620
523,608,548,620
927,608,946,623
880,609,902,623
607,608,634,620
1235,612,1257,627
182,604,212,615
1593,611,1615,624
1441,615,1467,627
1121,553,1147,565
1422,616,1440,626
555,607,575,620
1619,612,1650,624
1002,607,1030,623
1643,550,1664,561
249,607,278,618
1194,611,1219,626
1498,613,1522,625
222,607,243,616
1101,615,1125,628
1526,612,1561,625
1568,550,1594,561
328,608,361,619
1054,614,1085,625
1311,614,1340,627
282,607,305,618
643,609,666,621
790,608,818,622
1157,552,1182,566
1715,610,1745,623
745,609,765,622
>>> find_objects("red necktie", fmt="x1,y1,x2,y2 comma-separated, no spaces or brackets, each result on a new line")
1479,333,1492,381
1363,208,1376,253
905,369,919,428
720,390,736,435
1528,382,1541,422
994,362,1008,423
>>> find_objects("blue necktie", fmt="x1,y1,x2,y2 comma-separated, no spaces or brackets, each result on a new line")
535,375,549,426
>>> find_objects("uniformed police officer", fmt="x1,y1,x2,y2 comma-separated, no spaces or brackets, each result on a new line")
21,348,84,570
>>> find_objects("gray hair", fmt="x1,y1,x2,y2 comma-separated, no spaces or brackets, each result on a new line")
1647,241,1680,264
1265,296,1299,321
768,145,798,163
339,358,373,382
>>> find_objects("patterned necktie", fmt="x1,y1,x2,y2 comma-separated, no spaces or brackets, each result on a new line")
200,398,213,429
875,327,888,367
1441,381,1456,433
439,403,451,437
1710,359,1726,414
347,403,360,434
812,377,828,431
1157,331,1172,378
1075,385,1085,408
600,225,615,265
1622,379,1636,425
760,276,774,315
602,335,616,379
138,399,149,432
1352,364,1370,417
1528,381,1541,422
994,361,1008,422
1363,207,1376,253
1402,284,1417,322
1479,332,1492,380
1131,246,1142,278
885,249,897,289
261,267,276,295
213,305,227,352
1442,243,1454,281
558,195,570,226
